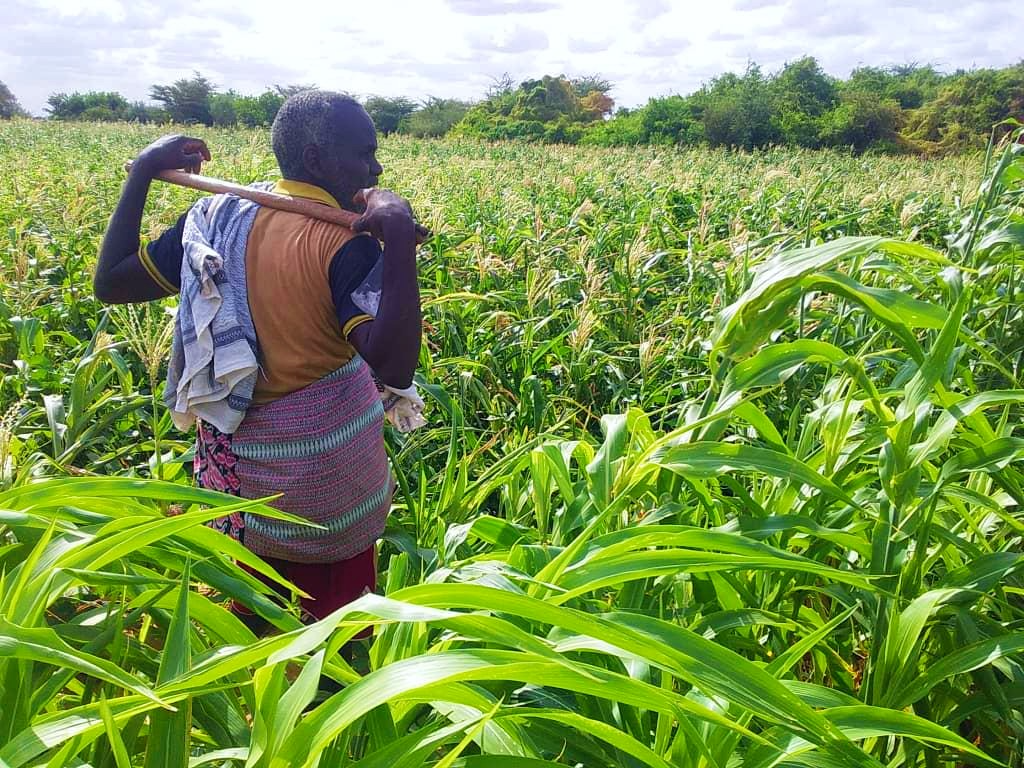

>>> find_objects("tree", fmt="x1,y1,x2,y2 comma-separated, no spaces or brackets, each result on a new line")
257,90,285,124
697,65,780,149
401,97,472,137
46,91,131,122
0,81,26,119
903,63,1024,147
486,73,515,100
210,92,238,126
363,96,417,135
150,72,215,125
234,96,265,127
771,57,837,147
819,91,903,153
580,90,615,120
570,75,613,98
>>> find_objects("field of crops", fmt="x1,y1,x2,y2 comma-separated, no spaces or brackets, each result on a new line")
1,120,1023,767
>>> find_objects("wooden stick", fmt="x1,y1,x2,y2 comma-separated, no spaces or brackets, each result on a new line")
124,163,360,228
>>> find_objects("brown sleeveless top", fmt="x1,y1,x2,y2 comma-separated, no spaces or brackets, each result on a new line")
246,180,363,404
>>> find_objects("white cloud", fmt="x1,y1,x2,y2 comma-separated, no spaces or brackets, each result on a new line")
447,0,558,14
568,36,613,54
468,24,550,53
2,0,1022,115
636,36,690,58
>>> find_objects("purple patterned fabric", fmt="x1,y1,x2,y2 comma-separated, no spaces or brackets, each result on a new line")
194,355,392,563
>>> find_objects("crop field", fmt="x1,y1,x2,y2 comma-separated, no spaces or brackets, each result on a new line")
0,120,1023,767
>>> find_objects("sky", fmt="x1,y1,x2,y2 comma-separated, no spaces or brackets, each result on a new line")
3,0,1022,116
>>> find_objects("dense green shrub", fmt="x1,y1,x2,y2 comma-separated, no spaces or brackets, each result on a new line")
400,97,472,138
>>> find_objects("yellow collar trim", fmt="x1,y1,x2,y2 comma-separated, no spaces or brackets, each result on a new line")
272,180,341,209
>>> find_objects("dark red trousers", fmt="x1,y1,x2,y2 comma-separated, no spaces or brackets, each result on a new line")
235,546,377,635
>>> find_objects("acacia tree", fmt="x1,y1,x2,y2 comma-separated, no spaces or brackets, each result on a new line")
150,72,215,125
364,95,417,134
0,81,27,119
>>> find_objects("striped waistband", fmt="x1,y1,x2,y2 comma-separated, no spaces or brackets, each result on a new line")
233,355,382,461
233,398,383,460
245,482,391,541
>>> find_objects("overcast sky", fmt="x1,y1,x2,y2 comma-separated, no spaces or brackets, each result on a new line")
4,0,1021,116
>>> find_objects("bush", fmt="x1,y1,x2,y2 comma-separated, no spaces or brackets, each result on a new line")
47,91,131,122
819,92,902,153
452,74,613,144
400,97,472,138
210,92,238,127
581,109,645,146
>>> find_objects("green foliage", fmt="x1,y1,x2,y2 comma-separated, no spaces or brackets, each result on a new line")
209,91,238,127
365,95,418,135
1,120,1023,765
905,62,1024,149
45,91,160,123
0,81,26,119
590,59,1021,153
454,75,613,143
818,92,904,153
149,71,215,125
401,97,472,138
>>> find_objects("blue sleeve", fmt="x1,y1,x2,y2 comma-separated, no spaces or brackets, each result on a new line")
328,234,382,337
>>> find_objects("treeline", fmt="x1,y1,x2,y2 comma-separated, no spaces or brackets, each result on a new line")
33,72,472,138
580,59,1024,153
2,56,1022,152
453,59,1023,153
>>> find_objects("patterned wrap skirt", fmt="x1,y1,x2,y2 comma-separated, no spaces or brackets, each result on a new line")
195,355,393,564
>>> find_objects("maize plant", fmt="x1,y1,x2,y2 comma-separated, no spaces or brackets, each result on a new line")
0,120,1021,766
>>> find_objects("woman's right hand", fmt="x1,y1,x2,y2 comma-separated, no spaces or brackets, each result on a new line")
133,134,211,177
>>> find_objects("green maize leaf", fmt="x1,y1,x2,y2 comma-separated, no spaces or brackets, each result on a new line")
876,588,965,703
98,697,131,768
551,548,873,602
144,559,193,768
433,699,502,768
0,619,165,707
712,236,886,361
722,340,878,405
895,286,968,423
586,413,629,512
0,695,180,767
766,604,860,678
937,437,1024,488
723,516,871,558
909,389,1024,465
267,649,325,762
450,758,566,767
392,584,868,757
894,633,1024,709
822,706,1002,766
938,552,1023,591
273,648,752,768
650,442,859,508
190,748,249,767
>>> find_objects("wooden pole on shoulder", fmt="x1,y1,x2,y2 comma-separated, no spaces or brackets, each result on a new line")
124,163,362,228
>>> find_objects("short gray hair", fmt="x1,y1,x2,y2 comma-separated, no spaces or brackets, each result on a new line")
271,90,362,178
